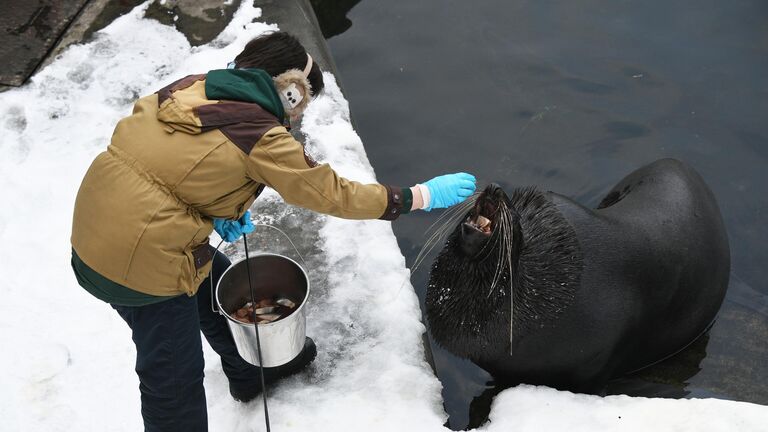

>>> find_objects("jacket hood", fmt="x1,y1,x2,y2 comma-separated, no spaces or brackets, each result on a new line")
205,69,285,121
155,69,285,135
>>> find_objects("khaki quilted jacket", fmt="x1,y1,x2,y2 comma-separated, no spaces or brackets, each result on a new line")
71,71,408,297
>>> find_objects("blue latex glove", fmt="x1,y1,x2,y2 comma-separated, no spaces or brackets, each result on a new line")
213,211,254,242
238,211,255,235
423,172,477,211
213,218,239,242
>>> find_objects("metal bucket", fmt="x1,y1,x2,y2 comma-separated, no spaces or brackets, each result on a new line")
215,253,309,367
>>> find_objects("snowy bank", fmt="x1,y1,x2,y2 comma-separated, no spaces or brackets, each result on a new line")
0,1,765,431
482,385,767,432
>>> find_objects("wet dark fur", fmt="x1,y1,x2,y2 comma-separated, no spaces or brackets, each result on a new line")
426,187,583,359
425,159,730,392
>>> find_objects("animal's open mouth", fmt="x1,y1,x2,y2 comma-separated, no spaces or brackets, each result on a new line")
465,197,497,236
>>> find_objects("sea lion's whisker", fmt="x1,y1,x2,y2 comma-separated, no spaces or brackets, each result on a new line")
419,202,473,250
489,201,514,302
422,209,458,256
487,214,507,293
414,210,470,269
424,198,477,244
474,213,504,266
424,193,479,234
422,199,476,247
490,238,506,291
412,199,477,274
413,190,485,276
498,202,516,354
413,198,482,277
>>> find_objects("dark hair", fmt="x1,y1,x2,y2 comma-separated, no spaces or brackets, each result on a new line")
234,31,324,97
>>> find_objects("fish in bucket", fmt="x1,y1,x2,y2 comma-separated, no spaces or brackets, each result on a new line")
212,224,312,367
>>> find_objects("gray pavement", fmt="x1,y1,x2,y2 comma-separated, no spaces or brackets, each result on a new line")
1,0,339,90
0,0,89,88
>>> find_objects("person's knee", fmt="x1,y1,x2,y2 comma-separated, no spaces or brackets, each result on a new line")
136,343,205,399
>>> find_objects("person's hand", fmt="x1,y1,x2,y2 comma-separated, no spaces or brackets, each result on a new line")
238,211,255,235
213,218,240,242
422,172,476,211
213,211,254,242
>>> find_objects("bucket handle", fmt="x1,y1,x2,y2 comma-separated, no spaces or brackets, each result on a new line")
210,222,308,314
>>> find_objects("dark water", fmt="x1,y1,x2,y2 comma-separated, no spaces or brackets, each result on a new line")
318,0,768,429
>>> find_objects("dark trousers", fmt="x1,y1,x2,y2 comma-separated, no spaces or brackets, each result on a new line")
111,253,260,432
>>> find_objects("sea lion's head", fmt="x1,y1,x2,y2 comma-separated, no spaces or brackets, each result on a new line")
424,184,582,361
424,183,523,360
458,183,522,260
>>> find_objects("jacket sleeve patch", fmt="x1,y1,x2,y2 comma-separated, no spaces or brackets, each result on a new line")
195,101,278,127
379,185,408,221
220,122,280,154
196,102,281,154
157,74,206,106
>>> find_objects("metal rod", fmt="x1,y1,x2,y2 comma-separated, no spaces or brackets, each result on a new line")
243,234,271,432
210,239,225,313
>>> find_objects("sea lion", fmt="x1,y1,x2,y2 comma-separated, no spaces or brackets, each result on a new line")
425,158,730,392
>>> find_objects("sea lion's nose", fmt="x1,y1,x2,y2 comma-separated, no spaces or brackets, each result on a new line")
486,183,504,198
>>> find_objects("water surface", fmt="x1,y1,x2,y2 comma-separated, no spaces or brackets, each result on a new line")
321,1,768,428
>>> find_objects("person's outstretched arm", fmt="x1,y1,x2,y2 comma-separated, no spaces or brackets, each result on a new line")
246,127,475,220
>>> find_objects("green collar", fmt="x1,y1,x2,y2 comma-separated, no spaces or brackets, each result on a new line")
205,68,285,123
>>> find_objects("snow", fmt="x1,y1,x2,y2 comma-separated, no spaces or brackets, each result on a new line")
481,385,768,432
0,1,766,431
